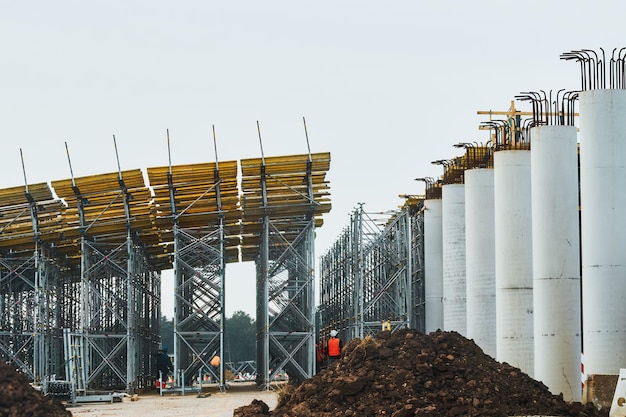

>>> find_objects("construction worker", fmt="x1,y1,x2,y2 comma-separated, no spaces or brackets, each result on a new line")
155,346,174,385
327,330,342,367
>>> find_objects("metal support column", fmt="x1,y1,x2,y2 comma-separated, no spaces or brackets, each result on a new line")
52,161,159,392
148,136,237,390
0,181,65,384
242,150,330,388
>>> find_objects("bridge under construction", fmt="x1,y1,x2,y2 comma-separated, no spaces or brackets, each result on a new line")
0,134,330,395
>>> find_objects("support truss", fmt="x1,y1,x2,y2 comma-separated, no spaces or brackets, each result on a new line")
52,169,161,393
0,147,331,393
0,183,69,383
241,153,330,388
173,225,225,387
319,198,425,340
0,252,65,382
257,217,316,385
148,159,239,390
77,235,159,391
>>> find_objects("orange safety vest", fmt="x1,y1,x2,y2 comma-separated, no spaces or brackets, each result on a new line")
327,337,341,357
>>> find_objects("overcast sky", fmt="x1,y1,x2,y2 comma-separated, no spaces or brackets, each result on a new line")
1,1,623,317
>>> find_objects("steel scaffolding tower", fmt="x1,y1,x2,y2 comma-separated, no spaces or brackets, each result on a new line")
0,141,331,393
0,182,69,383
147,158,240,389
240,152,331,388
407,197,426,333
52,168,161,392
319,198,425,340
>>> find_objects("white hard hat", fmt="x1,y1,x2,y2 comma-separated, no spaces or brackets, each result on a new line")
330,330,338,337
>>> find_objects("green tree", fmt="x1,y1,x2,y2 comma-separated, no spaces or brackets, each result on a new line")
160,315,175,351
159,313,255,364
225,311,256,363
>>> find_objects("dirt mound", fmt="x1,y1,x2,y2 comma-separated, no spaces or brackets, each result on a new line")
0,361,71,417
235,329,607,417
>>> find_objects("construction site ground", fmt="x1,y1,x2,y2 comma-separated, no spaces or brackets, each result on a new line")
68,382,279,417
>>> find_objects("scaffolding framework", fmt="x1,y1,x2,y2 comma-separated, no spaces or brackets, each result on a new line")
0,183,70,383
240,152,331,387
319,198,425,341
52,169,161,392
147,160,240,389
0,148,331,392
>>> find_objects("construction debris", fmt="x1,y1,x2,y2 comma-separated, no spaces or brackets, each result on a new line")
235,329,608,416
1,360,71,417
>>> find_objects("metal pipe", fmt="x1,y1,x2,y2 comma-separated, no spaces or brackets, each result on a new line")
303,117,312,162
257,121,265,165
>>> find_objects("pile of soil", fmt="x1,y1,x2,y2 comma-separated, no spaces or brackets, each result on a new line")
235,329,608,417
0,361,71,417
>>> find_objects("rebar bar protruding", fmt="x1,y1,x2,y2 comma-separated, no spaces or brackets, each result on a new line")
616,47,625,88
431,157,465,185
516,118,533,144
561,47,626,90
515,89,578,127
415,176,436,199
415,176,433,190
609,47,626,89
563,91,579,126
454,141,493,170
414,177,435,187
516,91,544,124
480,120,509,147
519,118,537,143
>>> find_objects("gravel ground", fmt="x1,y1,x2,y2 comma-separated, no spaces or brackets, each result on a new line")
68,382,279,417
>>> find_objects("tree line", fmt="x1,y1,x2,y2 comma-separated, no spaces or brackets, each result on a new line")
159,310,256,363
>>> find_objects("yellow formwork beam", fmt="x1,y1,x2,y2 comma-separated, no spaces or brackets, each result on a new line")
0,152,331,268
